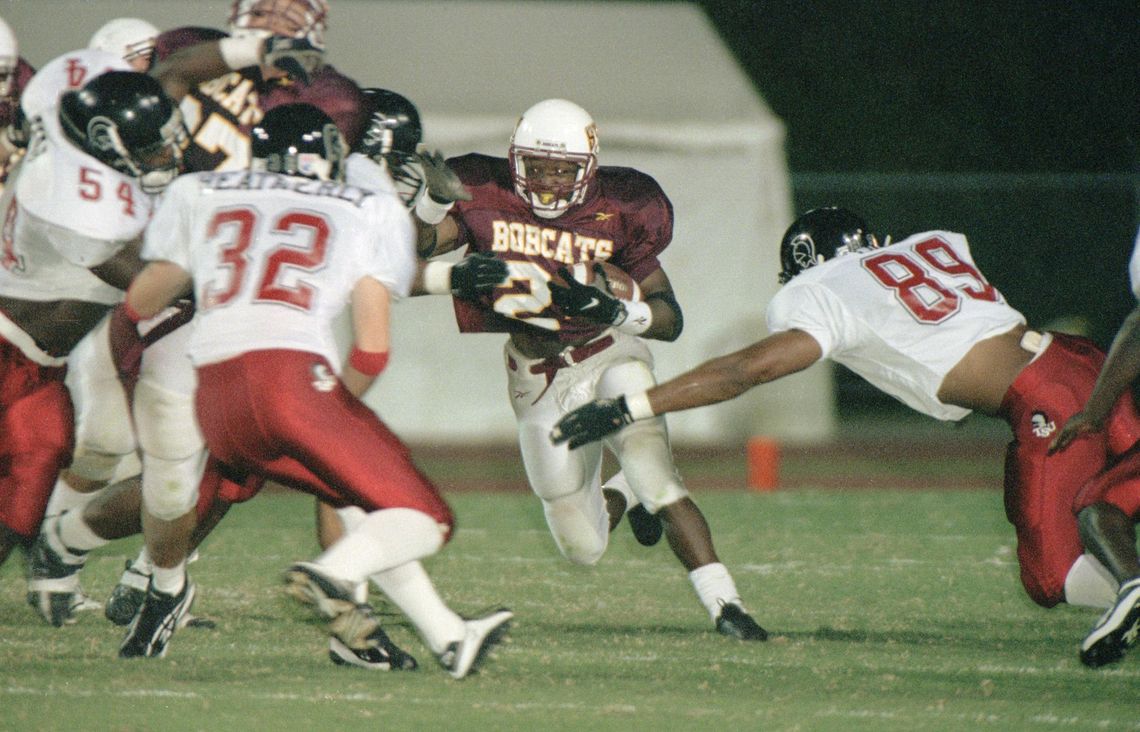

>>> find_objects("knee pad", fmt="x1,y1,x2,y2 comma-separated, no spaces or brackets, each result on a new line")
542,493,608,566
133,378,204,461
610,419,688,514
142,451,206,520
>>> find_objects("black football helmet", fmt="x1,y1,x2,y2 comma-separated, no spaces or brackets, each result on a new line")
778,207,880,284
356,88,424,207
250,103,345,181
58,71,187,193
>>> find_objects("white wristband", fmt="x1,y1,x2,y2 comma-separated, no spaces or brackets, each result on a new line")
218,36,263,70
615,299,653,335
624,391,655,420
414,193,454,225
422,261,454,295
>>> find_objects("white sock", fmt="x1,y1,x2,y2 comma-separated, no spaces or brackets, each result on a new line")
55,510,109,554
131,547,153,574
44,477,100,519
151,562,186,596
315,508,444,584
336,505,368,532
1064,553,1119,609
371,561,465,654
689,562,742,621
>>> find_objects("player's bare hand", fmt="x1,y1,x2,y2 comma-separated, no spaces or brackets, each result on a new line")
450,253,508,299
262,36,323,84
550,397,634,449
1048,412,1102,454
416,149,472,203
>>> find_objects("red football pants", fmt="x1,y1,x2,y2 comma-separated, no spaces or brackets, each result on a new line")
194,350,453,535
0,338,73,539
999,333,1140,607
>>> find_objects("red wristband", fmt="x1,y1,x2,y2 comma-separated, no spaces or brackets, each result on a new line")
348,347,389,376
122,299,144,324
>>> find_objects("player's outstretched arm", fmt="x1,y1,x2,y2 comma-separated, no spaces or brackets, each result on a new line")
152,35,323,101
552,329,823,448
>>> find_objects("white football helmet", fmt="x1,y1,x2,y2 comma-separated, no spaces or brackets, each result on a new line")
88,18,160,71
229,0,328,49
0,16,18,101
508,99,599,219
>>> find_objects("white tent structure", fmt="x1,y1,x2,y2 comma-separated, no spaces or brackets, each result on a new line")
5,0,835,445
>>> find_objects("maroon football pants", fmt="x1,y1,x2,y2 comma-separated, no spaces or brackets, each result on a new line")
0,338,73,539
1000,333,1140,607
194,349,453,535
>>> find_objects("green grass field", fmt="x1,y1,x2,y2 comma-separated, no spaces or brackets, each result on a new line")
1,474,1137,731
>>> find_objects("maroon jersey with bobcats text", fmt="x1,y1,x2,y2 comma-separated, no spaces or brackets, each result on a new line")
155,27,365,173
448,153,672,345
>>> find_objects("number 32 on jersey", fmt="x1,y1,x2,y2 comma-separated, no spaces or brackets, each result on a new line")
202,207,329,311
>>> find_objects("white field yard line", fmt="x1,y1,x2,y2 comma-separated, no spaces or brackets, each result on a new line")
816,706,1140,729
4,685,1136,729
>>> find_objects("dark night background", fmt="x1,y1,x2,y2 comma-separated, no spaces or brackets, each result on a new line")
693,1,1139,413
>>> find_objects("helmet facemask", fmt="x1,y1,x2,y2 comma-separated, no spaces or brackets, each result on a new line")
508,99,599,219
358,95,424,208
84,108,188,194
251,119,346,182
509,150,595,219
777,207,881,284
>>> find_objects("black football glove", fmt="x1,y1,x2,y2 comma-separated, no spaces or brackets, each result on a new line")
548,266,627,325
416,148,472,204
550,396,634,449
262,36,323,84
450,253,508,299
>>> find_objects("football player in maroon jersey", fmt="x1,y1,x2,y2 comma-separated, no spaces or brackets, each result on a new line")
413,98,766,641
154,0,364,173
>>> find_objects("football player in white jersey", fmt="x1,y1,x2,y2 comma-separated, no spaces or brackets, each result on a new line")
0,71,185,576
1048,224,1140,668
88,18,160,72
25,31,330,627
554,207,1140,627
114,102,512,674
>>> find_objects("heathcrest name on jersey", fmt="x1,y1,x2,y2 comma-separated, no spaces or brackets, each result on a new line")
199,171,376,207
491,220,613,264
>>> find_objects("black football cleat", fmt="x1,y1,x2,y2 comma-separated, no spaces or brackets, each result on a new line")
329,627,418,671
26,526,87,628
1080,578,1140,668
284,562,360,619
105,558,151,626
626,504,663,547
119,580,196,659
715,602,768,641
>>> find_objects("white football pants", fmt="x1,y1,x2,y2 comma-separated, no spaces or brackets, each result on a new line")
506,329,687,566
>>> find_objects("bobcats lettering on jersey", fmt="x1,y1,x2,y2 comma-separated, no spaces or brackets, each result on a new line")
193,73,262,126
156,27,366,174
447,153,671,344
490,219,613,263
